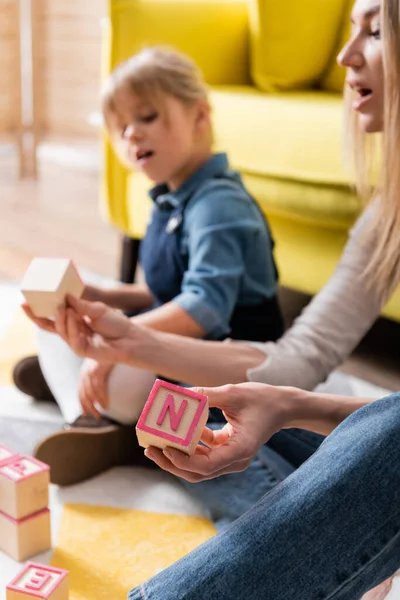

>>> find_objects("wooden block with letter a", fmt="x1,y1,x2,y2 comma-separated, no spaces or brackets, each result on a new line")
136,379,209,455
0,455,50,520
6,562,69,600
21,257,84,318
0,507,51,562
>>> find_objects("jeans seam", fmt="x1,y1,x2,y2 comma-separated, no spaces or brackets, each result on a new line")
323,511,400,599
139,586,145,600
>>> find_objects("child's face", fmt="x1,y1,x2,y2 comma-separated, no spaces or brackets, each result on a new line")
107,85,209,190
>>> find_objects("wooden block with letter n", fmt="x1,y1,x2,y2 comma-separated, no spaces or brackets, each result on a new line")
0,455,50,520
6,562,69,600
136,379,209,455
21,257,84,318
0,507,51,562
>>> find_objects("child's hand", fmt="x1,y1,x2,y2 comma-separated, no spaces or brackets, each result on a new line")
78,358,113,418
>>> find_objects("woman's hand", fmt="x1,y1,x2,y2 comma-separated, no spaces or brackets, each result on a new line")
145,382,303,482
23,295,140,364
78,358,113,418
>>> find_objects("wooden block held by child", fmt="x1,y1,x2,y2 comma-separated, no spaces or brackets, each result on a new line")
21,257,84,318
136,379,209,455
6,562,69,599
0,455,50,520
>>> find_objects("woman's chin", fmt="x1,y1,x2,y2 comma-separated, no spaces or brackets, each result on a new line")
359,113,384,134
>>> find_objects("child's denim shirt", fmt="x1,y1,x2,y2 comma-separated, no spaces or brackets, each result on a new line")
148,153,278,339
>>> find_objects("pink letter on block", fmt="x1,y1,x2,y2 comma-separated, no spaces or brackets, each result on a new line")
0,446,18,467
7,562,69,598
136,379,209,455
156,394,188,430
0,456,49,482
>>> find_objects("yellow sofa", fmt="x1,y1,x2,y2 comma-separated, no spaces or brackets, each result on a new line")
101,0,400,321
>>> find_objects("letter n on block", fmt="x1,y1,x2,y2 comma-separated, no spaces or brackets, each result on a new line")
136,379,208,455
6,562,69,600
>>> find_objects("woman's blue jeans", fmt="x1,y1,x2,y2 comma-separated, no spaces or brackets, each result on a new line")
129,393,400,599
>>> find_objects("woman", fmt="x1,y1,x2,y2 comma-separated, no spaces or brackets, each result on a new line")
26,0,400,596
24,0,397,502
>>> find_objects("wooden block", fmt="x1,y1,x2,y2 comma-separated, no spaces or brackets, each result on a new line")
21,257,84,318
0,507,51,562
0,455,50,520
0,445,19,466
6,562,69,600
136,379,209,455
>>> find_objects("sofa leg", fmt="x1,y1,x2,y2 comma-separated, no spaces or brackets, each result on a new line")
119,235,141,283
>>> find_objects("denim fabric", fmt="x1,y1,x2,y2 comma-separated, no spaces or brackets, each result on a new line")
180,422,296,530
129,393,400,600
147,153,278,338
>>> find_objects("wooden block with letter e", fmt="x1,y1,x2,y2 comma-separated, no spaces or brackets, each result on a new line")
0,455,50,520
136,379,209,455
0,507,51,562
21,257,84,318
6,562,69,600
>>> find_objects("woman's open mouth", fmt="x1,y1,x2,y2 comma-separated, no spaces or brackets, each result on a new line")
353,88,373,111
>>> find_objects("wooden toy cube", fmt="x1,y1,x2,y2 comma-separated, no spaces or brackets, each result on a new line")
0,455,50,520
136,379,209,455
0,508,51,562
0,445,18,466
6,562,68,600
21,257,84,318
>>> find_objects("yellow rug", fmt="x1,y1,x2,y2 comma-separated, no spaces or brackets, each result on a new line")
0,307,37,385
51,503,216,599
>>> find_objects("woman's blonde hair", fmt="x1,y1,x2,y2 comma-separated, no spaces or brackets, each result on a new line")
345,0,400,294
101,46,209,121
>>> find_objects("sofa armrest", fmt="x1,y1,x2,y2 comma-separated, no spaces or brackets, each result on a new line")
106,0,251,85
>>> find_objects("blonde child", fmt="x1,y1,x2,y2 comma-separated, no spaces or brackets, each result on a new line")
16,47,283,485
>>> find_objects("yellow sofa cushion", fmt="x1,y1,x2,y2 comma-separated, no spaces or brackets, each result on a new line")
322,0,353,92
211,86,350,185
249,0,349,91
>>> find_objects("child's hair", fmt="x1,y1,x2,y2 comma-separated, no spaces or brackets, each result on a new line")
101,46,209,121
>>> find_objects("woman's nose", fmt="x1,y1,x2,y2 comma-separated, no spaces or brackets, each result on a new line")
337,39,364,69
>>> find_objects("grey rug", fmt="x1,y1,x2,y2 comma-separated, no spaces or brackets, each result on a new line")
0,416,62,456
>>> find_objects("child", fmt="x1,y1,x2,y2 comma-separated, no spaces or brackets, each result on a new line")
15,47,283,485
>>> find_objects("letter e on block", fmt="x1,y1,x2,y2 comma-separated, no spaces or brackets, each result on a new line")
136,379,208,455
6,562,69,600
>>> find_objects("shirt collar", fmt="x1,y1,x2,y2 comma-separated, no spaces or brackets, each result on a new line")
148,153,229,208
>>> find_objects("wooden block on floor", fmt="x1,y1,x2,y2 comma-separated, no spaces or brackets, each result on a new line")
0,445,19,466
136,379,209,455
21,257,84,318
6,562,69,599
0,455,50,520
0,508,51,562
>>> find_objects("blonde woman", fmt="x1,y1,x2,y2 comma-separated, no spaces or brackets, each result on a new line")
27,0,400,596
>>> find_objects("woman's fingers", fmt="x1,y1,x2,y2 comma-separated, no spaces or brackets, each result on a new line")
144,447,249,482
161,439,246,477
199,425,232,448
22,304,56,333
